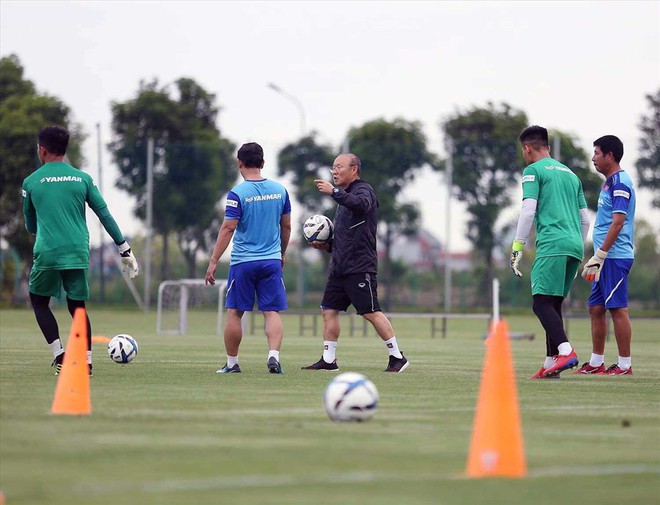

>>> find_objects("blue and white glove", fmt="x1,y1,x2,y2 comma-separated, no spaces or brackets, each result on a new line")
118,241,139,279
510,240,524,278
582,248,607,283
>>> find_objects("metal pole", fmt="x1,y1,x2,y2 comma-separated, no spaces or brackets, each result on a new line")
552,135,561,162
492,278,500,323
267,83,306,136
267,82,307,308
444,137,453,313
145,138,154,310
96,123,105,302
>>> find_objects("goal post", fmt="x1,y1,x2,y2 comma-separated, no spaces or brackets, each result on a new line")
156,279,228,335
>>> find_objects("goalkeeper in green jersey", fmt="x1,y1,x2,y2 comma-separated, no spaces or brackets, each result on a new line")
22,126,139,375
510,125,590,379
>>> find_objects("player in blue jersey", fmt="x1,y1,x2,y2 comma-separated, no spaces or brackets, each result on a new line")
205,143,291,374
577,135,636,376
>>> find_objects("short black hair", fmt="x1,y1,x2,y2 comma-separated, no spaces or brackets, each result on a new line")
237,142,264,168
593,135,624,163
518,125,549,150
38,126,69,155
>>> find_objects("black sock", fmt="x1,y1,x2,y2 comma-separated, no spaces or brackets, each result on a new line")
533,294,567,355
30,293,60,344
66,298,92,352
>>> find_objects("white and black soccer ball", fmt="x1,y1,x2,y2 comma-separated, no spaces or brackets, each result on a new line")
323,372,379,422
303,214,334,243
108,334,138,364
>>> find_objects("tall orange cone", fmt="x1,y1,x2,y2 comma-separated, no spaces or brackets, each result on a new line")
466,319,526,477
51,308,91,415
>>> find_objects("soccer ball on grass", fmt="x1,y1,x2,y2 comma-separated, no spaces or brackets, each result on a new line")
323,372,379,422
303,214,333,243
108,334,138,364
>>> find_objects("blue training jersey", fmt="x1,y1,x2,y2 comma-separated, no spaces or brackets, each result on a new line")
593,170,635,259
225,179,291,265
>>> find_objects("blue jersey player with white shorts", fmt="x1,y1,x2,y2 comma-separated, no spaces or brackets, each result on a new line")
577,135,636,376
205,143,291,375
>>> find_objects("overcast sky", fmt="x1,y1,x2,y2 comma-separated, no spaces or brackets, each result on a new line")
2,0,658,252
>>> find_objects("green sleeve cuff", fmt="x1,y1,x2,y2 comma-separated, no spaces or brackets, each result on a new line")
512,240,525,252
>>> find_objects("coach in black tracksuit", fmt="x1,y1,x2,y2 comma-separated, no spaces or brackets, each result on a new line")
301,153,409,373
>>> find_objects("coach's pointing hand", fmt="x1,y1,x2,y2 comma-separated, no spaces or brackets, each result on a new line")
314,179,334,195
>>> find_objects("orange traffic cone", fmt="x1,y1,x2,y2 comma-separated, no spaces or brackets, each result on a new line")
466,319,526,477
51,308,91,415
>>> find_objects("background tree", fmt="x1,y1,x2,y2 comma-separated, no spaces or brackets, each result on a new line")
347,118,433,309
635,89,660,208
0,54,84,288
108,78,236,279
628,219,660,309
549,129,602,210
277,132,336,219
443,102,527,304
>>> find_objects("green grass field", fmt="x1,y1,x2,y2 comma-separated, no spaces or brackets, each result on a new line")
1,308,659,505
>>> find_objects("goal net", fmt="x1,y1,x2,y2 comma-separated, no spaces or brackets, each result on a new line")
156,279,228,335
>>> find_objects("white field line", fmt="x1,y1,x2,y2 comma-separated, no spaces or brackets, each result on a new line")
111,404,640,418
77,465,660,495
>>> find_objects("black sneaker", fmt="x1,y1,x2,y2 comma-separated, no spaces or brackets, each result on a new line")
89,363,93,377
384,353,409,373
267,357,284,374
301,357,339,371
216,363,241,374
51,353,65,375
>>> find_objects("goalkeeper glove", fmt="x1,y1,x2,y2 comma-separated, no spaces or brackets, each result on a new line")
510,240,524,278
582,248,607,282
118,241,139,279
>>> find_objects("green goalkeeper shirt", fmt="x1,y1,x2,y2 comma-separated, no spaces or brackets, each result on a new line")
521,157,587,260
22,161,124,270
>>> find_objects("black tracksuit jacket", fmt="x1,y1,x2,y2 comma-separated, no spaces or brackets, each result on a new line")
327,179,379,277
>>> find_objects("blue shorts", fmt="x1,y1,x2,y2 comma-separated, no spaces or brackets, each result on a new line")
588,258,633,309
226,259,287,312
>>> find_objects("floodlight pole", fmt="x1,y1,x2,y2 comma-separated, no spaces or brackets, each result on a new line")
96,123,105,302
145,137,154,311
267,83,307,136
267,82,307,308
444,136,453,313
492,278,500,322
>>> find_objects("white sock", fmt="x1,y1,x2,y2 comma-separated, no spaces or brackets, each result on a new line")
322,341,337,363
49,339,64,358
268,350,280,361
227,355,239,367
86,350,92,365
558,342,573,356
618,356,632,370
384,336,403,359
589,353,605,367
544,356,556,369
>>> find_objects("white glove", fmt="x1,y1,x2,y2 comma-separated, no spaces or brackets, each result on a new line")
118,241,139,279
510,240,524,278
582,248,607,283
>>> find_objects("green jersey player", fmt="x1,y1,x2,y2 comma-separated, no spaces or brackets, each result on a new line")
510,125,590,379
22,126,138,375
